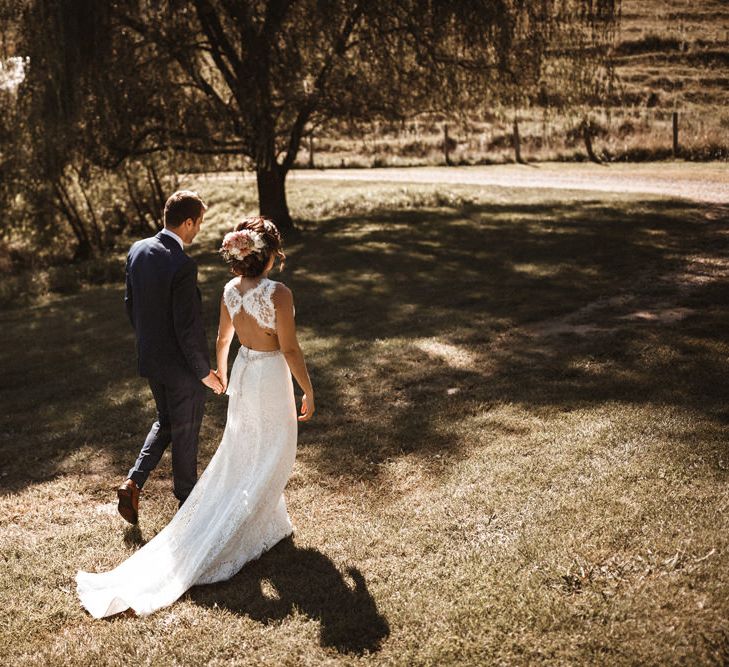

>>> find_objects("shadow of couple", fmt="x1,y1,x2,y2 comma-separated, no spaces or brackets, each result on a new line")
181,535,390,655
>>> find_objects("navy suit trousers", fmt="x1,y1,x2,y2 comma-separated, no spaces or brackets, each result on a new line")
128,376,206,503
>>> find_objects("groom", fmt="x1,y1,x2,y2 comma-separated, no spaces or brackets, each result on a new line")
118,190,223,524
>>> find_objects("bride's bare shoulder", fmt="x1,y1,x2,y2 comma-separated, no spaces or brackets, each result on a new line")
270,280,293,307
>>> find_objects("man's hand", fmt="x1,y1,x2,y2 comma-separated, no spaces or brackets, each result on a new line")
202,370,224,394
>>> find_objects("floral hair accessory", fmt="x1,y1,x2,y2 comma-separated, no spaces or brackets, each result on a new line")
220,229,267,260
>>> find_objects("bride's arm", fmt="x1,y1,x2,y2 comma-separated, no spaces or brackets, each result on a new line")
216,295,235,392
274,285,315,421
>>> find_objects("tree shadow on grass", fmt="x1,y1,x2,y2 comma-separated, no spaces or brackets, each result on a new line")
189,536,390,655
1,195,727,492
288,197,729,479
0,277,231,495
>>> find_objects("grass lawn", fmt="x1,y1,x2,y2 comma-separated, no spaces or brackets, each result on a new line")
1,178,728,665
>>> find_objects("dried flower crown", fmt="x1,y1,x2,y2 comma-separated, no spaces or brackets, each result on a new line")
220,229,267,260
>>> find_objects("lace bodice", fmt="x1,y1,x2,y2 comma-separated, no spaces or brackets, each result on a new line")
223,277,277,332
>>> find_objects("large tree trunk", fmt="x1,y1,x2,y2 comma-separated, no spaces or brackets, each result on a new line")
256,164,293,233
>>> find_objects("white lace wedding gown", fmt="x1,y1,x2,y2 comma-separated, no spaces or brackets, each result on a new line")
76,278,297,618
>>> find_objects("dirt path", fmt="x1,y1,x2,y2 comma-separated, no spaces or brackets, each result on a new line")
291,163,729,204
209,163,729,204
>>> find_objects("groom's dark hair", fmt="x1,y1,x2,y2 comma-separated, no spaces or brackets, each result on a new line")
164,190,207,228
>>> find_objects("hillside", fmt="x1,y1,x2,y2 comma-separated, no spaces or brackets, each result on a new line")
618,0,729,110
301,1,729,167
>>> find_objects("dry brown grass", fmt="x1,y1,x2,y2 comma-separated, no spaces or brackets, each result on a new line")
1,178,729,665
295,0,729,167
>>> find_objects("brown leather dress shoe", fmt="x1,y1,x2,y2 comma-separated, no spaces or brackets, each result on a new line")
117,479,140,524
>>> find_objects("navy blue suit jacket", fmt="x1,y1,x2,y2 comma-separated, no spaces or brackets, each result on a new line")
124,232,211,385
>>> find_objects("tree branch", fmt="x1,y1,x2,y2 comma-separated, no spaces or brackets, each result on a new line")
281,4,364,172
192,0,244,103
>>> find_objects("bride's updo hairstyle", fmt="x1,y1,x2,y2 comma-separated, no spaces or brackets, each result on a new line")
219,216,285,278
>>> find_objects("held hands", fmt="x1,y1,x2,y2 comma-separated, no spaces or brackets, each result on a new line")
202,370,224,395
298,393,315,422
215,369,228,394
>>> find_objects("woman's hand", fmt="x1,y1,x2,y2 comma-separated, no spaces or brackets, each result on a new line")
214,369,228,394
298,393,315,422
202,370,224,394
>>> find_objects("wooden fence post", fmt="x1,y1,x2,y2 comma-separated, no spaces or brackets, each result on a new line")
582,117,601,164
672,111,679,158
443,123,452,166
513,114,524,164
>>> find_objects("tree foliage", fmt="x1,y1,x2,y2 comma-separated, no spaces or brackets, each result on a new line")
2,0,621,258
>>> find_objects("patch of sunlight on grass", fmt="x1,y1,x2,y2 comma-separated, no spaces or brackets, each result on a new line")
510,262,564,278
259,579,281,601
412,338,478,370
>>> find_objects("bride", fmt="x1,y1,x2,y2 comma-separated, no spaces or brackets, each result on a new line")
76,217,315,618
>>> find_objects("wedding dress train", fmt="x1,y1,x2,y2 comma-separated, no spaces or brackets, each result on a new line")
76,279,297,618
